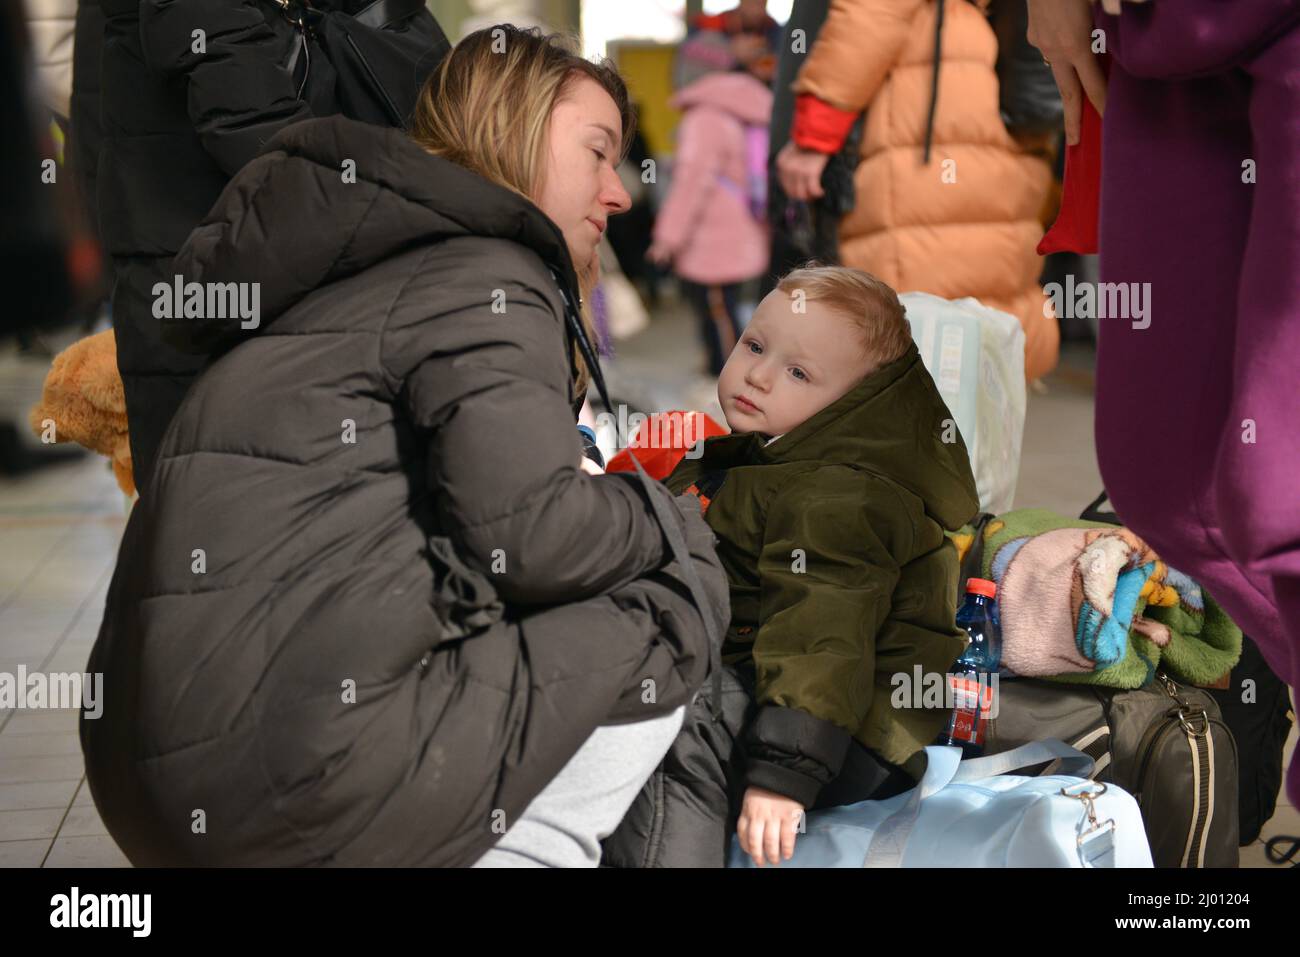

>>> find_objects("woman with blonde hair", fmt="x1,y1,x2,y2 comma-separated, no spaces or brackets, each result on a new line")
81,25,727,868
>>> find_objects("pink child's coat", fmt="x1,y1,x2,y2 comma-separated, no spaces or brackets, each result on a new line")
653,71,773,285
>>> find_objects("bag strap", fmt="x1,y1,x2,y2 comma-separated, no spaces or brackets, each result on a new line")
551,272,725,720
951,737,1094,782
1079,489,1120,526
863,740,1093,867
863,746,962,868
1180,720,1215,867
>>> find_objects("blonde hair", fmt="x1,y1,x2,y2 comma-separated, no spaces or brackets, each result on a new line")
408,25,635,398
775,264,913,370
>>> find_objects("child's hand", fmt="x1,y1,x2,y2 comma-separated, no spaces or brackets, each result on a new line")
736,786,804,866
579,456,605,475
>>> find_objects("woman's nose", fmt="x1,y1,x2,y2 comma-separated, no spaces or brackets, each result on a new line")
602,166,631,214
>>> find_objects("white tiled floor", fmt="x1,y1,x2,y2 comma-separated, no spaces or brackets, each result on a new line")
0,307,1294,868
0,449,129,867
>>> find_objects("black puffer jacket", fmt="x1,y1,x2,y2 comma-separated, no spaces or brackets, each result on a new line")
81,116,729,867
97,0,445,491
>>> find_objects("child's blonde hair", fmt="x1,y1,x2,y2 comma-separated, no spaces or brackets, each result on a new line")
775,264,912,370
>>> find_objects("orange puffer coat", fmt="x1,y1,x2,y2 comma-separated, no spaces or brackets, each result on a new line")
791,0,1059,380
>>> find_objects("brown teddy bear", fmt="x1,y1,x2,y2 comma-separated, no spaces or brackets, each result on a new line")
28,329,135,496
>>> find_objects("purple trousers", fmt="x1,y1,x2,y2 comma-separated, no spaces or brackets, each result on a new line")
1095,0,1300,807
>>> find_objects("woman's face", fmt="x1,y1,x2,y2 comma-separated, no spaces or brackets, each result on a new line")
535,76,632,276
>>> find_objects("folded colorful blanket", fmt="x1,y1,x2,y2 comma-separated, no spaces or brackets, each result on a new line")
953,509,1241,688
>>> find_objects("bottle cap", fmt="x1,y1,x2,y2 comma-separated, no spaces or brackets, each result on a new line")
966,578,997,598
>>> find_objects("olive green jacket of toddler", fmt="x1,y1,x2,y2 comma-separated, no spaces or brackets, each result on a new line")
667,341,980,801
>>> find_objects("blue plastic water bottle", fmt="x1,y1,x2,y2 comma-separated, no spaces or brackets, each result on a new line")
937,578,1002,758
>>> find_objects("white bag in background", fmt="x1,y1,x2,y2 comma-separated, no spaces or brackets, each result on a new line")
900,292,1027,514
597,238,649,341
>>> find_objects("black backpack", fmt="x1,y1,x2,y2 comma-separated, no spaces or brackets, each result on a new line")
1206,635,1296,845
268,0,450,128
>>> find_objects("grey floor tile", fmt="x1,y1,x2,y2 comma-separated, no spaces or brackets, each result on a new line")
0,632,68,659
0,731,82,757
0,807,65,841
56,804,109,839
0,779,79,812
41,649,96,674
43,834,131,868
0,753,84,784
1259,803,1300,842
1014,346,1102,516
0,655,43,670
0,709,82,734
0,839,51,868
1239,840,1275,869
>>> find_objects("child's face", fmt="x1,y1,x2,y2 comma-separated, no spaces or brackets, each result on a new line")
717,290,871,438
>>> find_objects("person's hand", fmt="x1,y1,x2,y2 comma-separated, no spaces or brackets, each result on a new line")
775,141,829,201
579,455,604,475
646,240,674,268
1098,0,1150,14
736,785,805,866
1026,0,1108,145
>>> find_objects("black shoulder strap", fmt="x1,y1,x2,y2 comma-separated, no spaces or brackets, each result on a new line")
553,273,725,720
1080,490,1121,526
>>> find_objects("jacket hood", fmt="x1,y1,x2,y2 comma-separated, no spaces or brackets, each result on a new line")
172,116,581,353
669,71,773,126
702,342,980,531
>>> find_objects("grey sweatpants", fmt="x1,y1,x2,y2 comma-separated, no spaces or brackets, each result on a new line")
472,705,687,868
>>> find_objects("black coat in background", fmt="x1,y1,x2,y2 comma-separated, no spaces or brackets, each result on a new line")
81,116,728,867
96,0,443,492
70,0,103,243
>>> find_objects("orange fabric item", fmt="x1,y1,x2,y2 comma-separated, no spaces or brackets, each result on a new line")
681,481,714,515
605,411,728,482
791,0,1060,381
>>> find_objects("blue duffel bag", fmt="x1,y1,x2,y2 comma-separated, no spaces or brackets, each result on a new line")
728,740,1154,868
